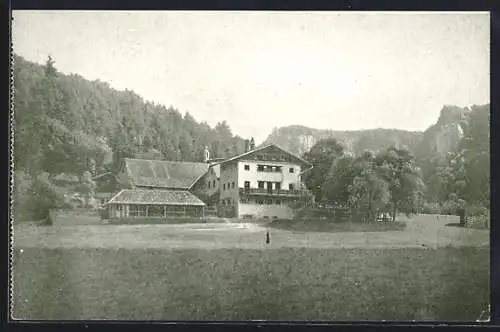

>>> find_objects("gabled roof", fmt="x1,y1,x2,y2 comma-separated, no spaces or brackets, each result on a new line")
123,158,209,189
214,144,312,167
106,189,206,206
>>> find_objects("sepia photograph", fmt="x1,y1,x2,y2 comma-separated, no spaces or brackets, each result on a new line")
10,11,490,322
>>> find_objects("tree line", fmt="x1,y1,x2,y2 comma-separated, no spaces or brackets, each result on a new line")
302,139,425,222
302,104,490,224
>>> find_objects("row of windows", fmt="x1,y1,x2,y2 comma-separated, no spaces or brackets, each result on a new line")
244,164,295,173
221,198,285,205
243,181,294,190
221,198,235,205
127,205,186,217
207,179,216,189
255,199,284,205
216,180,295,191
223,182,236,190
249,154,294,162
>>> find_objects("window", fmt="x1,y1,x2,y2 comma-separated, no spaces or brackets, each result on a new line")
244,181,250,189
227,183,230,190
148,205,164,217
223,184,226,190
289,167,295,173
275,166,282,173
266,199,273,205
208,181,211,189
257,165,264,172
289,183,295,190
129,204,147,217
275,199,281,205
244,164,250,170
275,182,281,190
232,182,235,189
257,200,264,205
213,180,216,187
258,181,264,189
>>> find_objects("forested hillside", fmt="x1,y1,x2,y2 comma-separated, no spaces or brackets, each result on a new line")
13,54,247,178
13,54,247,221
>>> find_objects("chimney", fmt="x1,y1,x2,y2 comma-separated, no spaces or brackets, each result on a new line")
203,146,210,163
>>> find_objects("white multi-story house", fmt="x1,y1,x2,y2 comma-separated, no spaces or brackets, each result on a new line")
210,144,312,219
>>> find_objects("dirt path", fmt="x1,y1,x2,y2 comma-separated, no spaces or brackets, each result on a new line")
12,214,489,250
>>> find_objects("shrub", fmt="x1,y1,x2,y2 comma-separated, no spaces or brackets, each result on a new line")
466,206,490,229
421,202,442,215
13,172,69,223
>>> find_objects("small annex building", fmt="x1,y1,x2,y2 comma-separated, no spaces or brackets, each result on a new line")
106,158,209,220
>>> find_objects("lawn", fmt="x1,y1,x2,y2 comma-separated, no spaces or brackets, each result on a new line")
269,218,407,233
12,246,489,321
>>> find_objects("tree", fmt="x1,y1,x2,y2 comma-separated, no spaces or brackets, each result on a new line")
24,173,67,225
460,105,490,209
77,171,97,208
303,138,345,202
322,154,356,206
375,147,425,221
347,152,391,222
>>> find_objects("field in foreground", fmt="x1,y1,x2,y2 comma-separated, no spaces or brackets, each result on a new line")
12,246,489,321
269,219,407,233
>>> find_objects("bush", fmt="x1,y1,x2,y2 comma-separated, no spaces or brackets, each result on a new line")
13,172,69,223
466,206,490,229
421,202,442,215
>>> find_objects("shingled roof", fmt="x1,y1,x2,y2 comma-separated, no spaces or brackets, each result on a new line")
124,158,209,189
106,189,206,206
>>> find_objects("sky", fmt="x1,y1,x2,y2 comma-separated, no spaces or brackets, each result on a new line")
12,11,490,144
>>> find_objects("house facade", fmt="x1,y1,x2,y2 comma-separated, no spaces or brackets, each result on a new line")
213,145,312,220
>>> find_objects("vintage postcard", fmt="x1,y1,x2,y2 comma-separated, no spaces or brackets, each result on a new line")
10,11,490,322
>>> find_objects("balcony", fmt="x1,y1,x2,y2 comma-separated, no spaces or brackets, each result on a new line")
239,188,302,197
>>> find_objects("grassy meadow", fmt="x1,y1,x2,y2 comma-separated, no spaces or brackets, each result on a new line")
269,218,407,233
12,246,489,321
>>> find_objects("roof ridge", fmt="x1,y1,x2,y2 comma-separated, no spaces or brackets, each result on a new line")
120,188,190,192
214,144,311,166
125,157,208,165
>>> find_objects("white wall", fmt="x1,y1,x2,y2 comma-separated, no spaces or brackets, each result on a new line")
238,203,295,219
237,160,301,190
